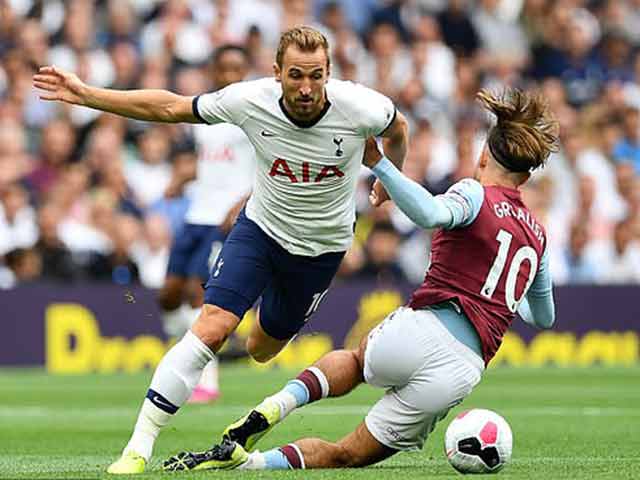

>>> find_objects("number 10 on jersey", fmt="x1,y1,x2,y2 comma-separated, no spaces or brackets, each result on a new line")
481,229,538,313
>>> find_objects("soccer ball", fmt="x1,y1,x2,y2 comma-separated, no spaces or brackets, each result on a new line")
444,409,512,474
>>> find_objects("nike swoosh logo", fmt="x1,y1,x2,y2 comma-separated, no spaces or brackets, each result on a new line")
153,395,173,409
261,130,276,137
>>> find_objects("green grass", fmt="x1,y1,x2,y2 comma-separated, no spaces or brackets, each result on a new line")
1,366,638,479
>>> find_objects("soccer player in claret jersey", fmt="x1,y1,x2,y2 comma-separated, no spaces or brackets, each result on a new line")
33,26,409,474
161,88,557,472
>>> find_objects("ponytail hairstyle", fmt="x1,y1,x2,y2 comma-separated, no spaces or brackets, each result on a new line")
477,88,559,173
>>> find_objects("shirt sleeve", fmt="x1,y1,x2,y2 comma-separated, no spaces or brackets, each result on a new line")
192,82,248,126
439,178,485,229
517,247,556,329
352,84,396,137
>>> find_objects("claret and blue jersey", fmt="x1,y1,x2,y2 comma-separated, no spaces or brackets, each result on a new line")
372,158,555,365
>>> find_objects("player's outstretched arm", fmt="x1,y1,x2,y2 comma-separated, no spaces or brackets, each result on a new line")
33,65,198,124
363,138,477,229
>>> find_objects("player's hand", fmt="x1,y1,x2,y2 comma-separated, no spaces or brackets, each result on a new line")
369,179,390,207
32,65,87,105
362,137,383,169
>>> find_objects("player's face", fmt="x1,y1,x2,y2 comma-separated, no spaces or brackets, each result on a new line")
274,45,329,121
212,51,249,90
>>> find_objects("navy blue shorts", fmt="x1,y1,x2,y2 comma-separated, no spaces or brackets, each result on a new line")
203,210,345,340
167,223,226,282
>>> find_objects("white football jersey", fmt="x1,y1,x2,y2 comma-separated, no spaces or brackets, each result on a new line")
194,78,396,256
186,123,255,226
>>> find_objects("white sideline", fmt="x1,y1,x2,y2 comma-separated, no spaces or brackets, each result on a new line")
0,405,639,418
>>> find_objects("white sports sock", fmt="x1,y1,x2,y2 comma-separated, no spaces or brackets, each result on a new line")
123,331,214,460
263,391,298,421
123,399,170,461
182,306,219,392
197,355,220,391
238,451,267,470
161,307,187,337
183,305,202,327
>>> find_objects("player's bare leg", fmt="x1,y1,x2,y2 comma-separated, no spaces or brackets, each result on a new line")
107,304,239,474
245,311,290,363
164,421,396,471
221,334,368,451
291,421,396,468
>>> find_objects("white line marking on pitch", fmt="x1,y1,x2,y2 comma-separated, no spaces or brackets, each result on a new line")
0,405,639,419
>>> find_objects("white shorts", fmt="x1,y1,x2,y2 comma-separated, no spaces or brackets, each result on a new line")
364,307,484,451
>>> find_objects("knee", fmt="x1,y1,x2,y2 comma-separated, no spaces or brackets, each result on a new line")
356,335,369,372
192,304,239,352
245,337,277,363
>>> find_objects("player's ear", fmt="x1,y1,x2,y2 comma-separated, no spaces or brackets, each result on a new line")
273,62,281,82
479,145,489,169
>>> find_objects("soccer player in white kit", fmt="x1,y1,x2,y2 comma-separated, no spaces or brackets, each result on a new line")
158,45,255,404
33,26,409,474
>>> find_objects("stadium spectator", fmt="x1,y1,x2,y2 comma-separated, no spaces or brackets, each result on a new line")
33,202,77,282
3,246,42,287
315,1,366,81
125,126,172,209
148,144,192,236
560,219,602,284
359,22,412,100
0,182,38,256
102,0,140,47
599,218,640,283
471,0,529,72
0,120,32,189
108,41,141,90
85,213,141,285
355,220,406,283
27,118,76,200
612,106,640,173
130,214,171,289
437,0,481,59
96,157,144,219
140,0,212,66
410,15,457,103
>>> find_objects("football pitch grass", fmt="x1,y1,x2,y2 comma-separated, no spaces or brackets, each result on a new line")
1,366,638,479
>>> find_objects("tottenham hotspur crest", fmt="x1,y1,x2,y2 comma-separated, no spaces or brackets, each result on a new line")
333,136,344,157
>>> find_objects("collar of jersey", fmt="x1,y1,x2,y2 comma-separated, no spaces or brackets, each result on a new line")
278,96,332,128
486,184,522,200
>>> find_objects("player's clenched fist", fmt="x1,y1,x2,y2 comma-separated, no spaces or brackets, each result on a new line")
362,137,383,169
362,138,390,207
32,65,87,105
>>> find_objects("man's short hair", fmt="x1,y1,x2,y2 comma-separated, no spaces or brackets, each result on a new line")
276,26,330,69
213,44,250,65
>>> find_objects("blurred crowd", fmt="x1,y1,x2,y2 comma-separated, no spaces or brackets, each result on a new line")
2,0,640,290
